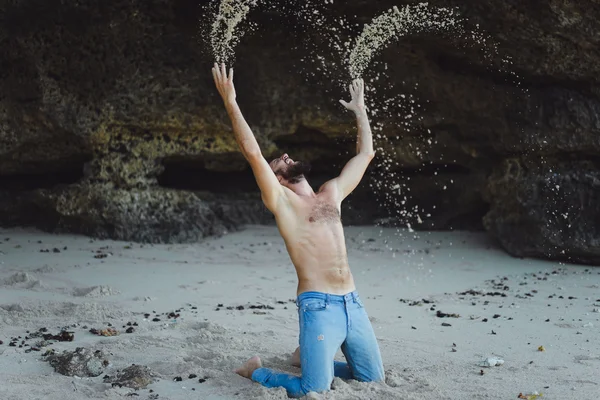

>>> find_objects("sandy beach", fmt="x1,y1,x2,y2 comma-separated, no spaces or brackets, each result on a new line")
0,225,599,399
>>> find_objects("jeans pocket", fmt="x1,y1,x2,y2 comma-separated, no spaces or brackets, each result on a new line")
301,299,327,311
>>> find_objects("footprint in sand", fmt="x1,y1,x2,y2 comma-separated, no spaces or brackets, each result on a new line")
1,272,46,290
72,285,120,297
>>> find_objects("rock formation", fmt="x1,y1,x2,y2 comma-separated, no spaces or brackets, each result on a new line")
1,0,598,264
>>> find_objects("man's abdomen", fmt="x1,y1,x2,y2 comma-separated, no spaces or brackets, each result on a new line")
286,225,355,295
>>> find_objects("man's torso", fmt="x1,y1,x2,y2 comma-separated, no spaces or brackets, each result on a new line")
272,183,356,296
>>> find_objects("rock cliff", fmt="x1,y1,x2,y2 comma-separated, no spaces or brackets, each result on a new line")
1,0,599,264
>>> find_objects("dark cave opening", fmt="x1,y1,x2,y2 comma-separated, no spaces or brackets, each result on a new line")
158,157,340,193
158,158,259,193
0,156,89,191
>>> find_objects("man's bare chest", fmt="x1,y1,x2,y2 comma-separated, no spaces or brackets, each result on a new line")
304,200,342,224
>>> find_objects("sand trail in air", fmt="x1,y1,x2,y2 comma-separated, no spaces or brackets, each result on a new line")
206,0,522,230
210,0,261,63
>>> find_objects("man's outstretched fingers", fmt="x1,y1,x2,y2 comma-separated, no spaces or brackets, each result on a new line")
228,67,234,82
221,63,227,79
214,63,221,80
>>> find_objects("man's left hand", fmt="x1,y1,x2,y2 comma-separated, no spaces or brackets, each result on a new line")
339,78,365,113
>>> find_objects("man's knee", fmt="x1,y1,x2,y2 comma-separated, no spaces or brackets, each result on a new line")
299,377,333,397
354,366,385,383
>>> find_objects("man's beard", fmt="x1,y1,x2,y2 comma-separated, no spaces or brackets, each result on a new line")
280,161,311,184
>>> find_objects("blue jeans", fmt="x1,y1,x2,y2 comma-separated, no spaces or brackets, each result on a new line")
251,291,384,397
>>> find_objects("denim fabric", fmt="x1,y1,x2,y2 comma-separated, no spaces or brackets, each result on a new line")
251,291,384,398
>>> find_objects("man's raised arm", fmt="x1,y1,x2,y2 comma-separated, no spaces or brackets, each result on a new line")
212,63,261,158
329,79,376,201
340,79,375,156
212,63,283,210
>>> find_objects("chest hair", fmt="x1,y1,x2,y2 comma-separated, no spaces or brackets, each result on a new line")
308,201,341,224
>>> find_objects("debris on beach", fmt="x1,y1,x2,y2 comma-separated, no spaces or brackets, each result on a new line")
42,331,75,342
32,329,75,342
537,346,545,352
436,310,460,318
220,303,275,311
45,347,109,377
400,298,435,306
89,327,119,336
249,304,274,309
518,392,543,399
103,364,157,389
480,357,504,367
457,289,507,298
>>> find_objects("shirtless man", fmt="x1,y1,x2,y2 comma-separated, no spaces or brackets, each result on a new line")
212,63,384,398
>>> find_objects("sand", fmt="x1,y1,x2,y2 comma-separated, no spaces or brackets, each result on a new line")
347,3,461,79
0,225,598,399
210,0,261,63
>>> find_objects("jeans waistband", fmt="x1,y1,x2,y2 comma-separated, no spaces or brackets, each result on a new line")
296,290,359,306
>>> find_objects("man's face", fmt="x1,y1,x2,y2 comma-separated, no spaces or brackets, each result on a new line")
269,153,311,184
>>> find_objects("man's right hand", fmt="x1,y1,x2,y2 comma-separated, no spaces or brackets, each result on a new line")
212,62,236,104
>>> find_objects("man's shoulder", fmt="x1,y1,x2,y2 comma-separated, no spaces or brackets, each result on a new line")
318,179,343,203
317,179,336,194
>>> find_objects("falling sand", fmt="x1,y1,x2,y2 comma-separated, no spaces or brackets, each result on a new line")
206,0,521,232
347,3,461,79
210,0,261,63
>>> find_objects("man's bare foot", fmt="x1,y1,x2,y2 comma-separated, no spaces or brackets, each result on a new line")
234,356,262,379
291,346,301,368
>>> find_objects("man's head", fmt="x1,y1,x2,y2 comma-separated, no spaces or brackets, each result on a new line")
269,153,311,185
